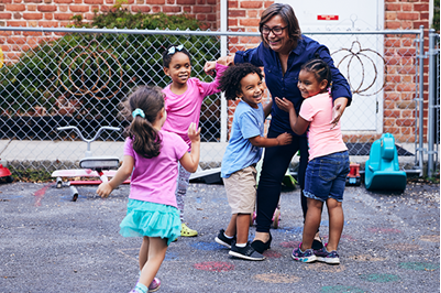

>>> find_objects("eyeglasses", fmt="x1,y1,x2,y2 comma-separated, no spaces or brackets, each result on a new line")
261,26,287,36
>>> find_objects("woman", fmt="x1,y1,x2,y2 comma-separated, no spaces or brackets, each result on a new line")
205,3,352,253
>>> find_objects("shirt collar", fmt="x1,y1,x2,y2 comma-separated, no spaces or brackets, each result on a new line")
292,35,306,56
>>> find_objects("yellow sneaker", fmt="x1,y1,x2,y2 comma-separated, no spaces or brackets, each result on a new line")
181,223,198,237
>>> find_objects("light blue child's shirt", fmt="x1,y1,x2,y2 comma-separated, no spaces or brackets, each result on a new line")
221,100,264,178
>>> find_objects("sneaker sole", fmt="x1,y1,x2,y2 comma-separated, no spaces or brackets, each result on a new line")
215,237,232,249
316,257,340,264
229,250,265,261
148,284,161,293
291,253,317,263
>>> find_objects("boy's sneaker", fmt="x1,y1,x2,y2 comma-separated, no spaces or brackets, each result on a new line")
148,277,161,292
215,229,235,249
291,243,317,263
229,242,265,261
314,247,340,264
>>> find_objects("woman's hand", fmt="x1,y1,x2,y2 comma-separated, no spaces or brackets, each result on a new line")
275,97,294,112
96,182,113,198
330,97,348,129
188,122,201,143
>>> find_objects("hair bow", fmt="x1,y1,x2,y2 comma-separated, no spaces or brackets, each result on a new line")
132,108,145,119
167,45,184,55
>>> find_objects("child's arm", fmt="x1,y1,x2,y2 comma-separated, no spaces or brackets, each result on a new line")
275,97,310,135
200,62,229,97
249,132,292,148
179,123,201,173
263,99,273,118
96,155,134,198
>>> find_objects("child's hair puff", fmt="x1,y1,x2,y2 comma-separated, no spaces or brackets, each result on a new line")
301,59,332,87
218,63,264,100
121,85,164,158
162,44,192,68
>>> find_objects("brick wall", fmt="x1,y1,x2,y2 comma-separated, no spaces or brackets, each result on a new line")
0,0,218,29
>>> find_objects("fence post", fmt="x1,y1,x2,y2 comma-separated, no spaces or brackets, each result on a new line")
220,0,228,143
427,29,438,178
417,25,425,176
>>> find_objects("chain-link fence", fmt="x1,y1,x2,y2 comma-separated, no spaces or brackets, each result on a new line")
0,26,435,178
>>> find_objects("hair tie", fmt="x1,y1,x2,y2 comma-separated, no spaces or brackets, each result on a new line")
167,45,184,55
132,108,145,119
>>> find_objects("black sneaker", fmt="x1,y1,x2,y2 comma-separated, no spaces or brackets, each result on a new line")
215,229,235,249
229,242,265,261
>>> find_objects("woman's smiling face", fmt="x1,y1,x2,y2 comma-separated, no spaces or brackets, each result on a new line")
262,15,290,54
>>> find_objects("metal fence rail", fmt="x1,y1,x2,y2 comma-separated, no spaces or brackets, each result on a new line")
0,26,433,178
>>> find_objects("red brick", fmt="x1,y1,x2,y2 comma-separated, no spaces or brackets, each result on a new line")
44,12,52,19
193,6,211,12
5,4,25,11
385,11,396,20
397,12,419,20
151,6,160,12
384,110,400,118
240,1,262,9
38,20,58,26
414,3,429,11
397,66,416,74
166,0,174,3
207,0,215,4
176,0,193,4
420,12,429,20
397,83,416,91
384,118,396,126
240,18,260,26
0,5,4,10
396,119,414,127
402,3,413,11
12,11,20,18
54,12,73,20
228,0,237,8
207,13,215,21
27,4,37,10
6,20,26,26
228,9,245,17
228,19,237,26
0,12,11,17
197,0,204,4
84,0,102,3
70,5,89,12
163,6,180,12
131,5,150,12
54,0,72,3
37,4,56,11
182,6,190,12
264,1,273,8
196,14,205,20
386,74,401,82
385,3,400,11
385,21,401,29
23,12,42,19
24,0,43,3
59,5,67,11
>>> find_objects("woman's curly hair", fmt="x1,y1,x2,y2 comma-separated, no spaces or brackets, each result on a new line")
218,63,263,100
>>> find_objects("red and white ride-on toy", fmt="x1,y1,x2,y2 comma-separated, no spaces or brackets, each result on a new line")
52,126,127,201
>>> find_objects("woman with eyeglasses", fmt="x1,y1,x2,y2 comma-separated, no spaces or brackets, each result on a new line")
205,3,352,254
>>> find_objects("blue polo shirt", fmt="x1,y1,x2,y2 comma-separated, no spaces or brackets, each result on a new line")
221,101,264,178
234,35,352,136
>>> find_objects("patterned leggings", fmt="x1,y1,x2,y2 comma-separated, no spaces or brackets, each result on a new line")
176,162,191,221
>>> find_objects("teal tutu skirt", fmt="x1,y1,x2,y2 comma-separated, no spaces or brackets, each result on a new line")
120,199,181,246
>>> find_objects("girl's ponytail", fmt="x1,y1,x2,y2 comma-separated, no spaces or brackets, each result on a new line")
121,86,165,158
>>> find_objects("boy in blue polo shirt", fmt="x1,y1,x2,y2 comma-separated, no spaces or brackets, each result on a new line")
214,63,292,260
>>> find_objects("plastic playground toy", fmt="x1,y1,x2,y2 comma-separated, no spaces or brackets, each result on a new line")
0,158,13,183
346,163,361,186
365,133,407,191
51,126,127,201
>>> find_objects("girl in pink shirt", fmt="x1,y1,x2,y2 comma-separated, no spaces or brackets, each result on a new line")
161,44,228,237
276,59,350,265
96,86,201,293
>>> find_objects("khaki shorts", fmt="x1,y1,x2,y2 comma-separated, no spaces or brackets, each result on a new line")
222,165,257,214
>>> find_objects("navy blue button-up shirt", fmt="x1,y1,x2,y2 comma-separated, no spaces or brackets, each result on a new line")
234,35,352,136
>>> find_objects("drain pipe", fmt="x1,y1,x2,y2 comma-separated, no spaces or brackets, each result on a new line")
220,0,228,142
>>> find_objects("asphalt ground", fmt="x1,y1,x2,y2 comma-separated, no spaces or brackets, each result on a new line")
0,180,439,293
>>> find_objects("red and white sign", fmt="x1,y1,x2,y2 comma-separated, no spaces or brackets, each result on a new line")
317,15,339,21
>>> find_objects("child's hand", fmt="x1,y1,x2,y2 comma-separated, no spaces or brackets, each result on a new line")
96,182,113,198
204,61,217,76
275,97,294,112
188,122,201,143
276,132,292,146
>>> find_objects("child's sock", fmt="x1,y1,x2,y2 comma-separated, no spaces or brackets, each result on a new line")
224,232,234,239
235,242,246,248
134,282,148,293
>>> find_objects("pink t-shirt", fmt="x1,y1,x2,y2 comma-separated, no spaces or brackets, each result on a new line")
123,130,189,208
299,92,348,161
162,63,228,147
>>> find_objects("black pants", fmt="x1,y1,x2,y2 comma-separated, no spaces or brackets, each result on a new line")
255,127,309,233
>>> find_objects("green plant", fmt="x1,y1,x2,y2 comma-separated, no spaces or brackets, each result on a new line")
433,0,440,32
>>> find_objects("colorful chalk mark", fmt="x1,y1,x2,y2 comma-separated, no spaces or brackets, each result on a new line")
321,285,366,293
420,235,440,242
367,228,401,234
193,261,234,272
348,254,386,262
321,234,357,242
359,273,400,283
262,250,282,258
190,241,226,251
253,273,299,283
385,243,420,251
33,183,54,206
278,226,303,234
164,251,179,261
304,263,345,273
280,241,301,248
399,262,439,271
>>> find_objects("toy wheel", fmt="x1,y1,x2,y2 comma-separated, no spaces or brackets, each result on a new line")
56,177,63,189
5,176,13,183
72,193,78,202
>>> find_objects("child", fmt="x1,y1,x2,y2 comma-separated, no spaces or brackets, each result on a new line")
275,59,350,264
161,44,228,237
215,63,292,261
96,86,201,293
